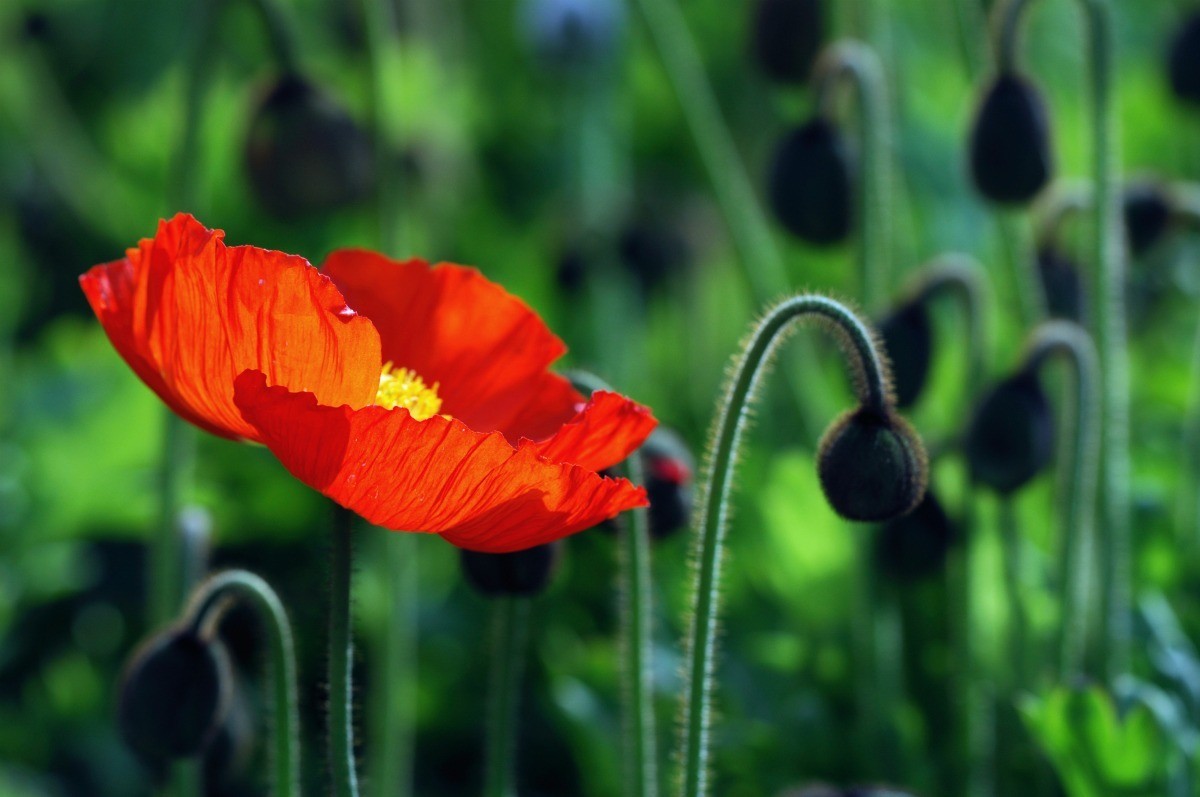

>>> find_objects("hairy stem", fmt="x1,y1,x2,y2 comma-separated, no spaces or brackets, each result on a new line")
329,507,360,797
675,295,892,797
484,598,530,797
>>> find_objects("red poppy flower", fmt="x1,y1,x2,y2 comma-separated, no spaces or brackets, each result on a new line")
81,214,656,551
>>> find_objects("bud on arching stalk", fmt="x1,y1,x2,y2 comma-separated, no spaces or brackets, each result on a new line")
878,299,933,409
117,626,233,763
641,427,695,540
750,0,824,85
1168,12,1200,107
817,406,927,522
460,542,562,597
768,117,855,245
1123,180,1174,259
1036,244,1085,323
874,488,958,582
968,72,1053,205
244,74,373,219
964,371,1055,494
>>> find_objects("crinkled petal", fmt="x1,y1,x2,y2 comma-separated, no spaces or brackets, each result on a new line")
528,391,657,472
233,370,648,552
322,250,583,443
80,214,382,441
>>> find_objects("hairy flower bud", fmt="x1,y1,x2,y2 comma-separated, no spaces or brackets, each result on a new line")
968,73,1053,205
874,489,957,582
879,300,932,409
965,372,1054,494
1123,181,1173,259
768,118,854,245
1168,13,1200,106
750,0,824,85
461,543,561,597
817,407,927,522
1036,245,1085,322
117,627,232,762
244,74,373,219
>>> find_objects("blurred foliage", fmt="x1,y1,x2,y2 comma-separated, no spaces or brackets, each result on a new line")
3,0,1200,795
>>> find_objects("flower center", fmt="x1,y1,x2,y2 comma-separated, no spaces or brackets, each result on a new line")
376,362,443,420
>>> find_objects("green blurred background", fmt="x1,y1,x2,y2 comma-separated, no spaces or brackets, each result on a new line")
2,0,1200,795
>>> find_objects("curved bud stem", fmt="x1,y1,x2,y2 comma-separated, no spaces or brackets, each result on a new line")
994,0,1031,74
185,569,301,797
905,253,991,397
484,597,530,797
569,372,659,797
1022,321,1101,681
676,294,894,797
814,40,893,313
244,0,301,73
1033,181,1093,249
994,0,1129,678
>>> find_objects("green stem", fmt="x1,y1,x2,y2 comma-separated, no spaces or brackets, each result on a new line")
1023,321,1101,681
484,598,530,797
947,0,988,78
675,295,892,797
569,372,658,797
186,569,302,797
909,253,990,395
244,0,301,73
814,40,892,313
998,496,1029,691
999,0,1130,678
329,507,360,797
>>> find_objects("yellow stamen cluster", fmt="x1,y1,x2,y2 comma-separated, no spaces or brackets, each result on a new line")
376,362,443,421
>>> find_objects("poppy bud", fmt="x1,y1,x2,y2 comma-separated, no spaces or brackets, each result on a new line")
117,627,232,762
203,681,256,785
878,300,933,409
750,0,824,85
817,407,927,522
1123,181,1173,259
874,489,957,582
1036,244,1085,322
520,0,622,71
619,221,691,295
244,74,373,219
1168,13,1200,106
968,73,1053,205
461,543,561,597
555,245,588,295
768,118,855,245
641,428,695,540
964,372,1054,494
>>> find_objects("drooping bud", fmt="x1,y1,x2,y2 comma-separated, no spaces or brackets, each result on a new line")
768,118,854,245
878,300,933,409
461,543,561,597
964,372,1054,494
641,428,694,540
817,407,927,522
117,627,232,762
244,74,373,219
520,0,623,72
1036,244,1085,322
874,489,958,582
1123,181,1173,259
968,73,1053,205
1168,12,1200,107
618,220,691,295
750,0,824,85
203,680,257,786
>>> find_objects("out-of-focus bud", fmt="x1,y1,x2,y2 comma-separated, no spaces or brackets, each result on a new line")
244,74,373,219
1036,245,1085,322
965,372,1054,494
768,118,854,245
461,543,562,597
1168,13,1200,107
817,407,927,522
874,489,957,582
968,73,1053,205
878,300,932,409
750,0,824,85
641,428,694,540
1123,181,1174,259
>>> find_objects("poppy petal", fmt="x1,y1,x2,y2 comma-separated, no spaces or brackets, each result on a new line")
233,371,649,552
322,251,583,443
80,214,383,441
528,391,658,472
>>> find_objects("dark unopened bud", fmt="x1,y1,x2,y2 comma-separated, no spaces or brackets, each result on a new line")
1168,13,1200,106
968,73,1053,205
768,118,854,245
619,221,690,294
879,301,932,409
461,543,561,597
641,428,694,539
244,74,373,219
1123,182,1173,259
117,627,232,762
1036,245,1085,322
817,407,927,522
750,0,824,85
520,0,622,71
555,243,589,295
965,372,1054,494
874,489,957,581
203,681,256,785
